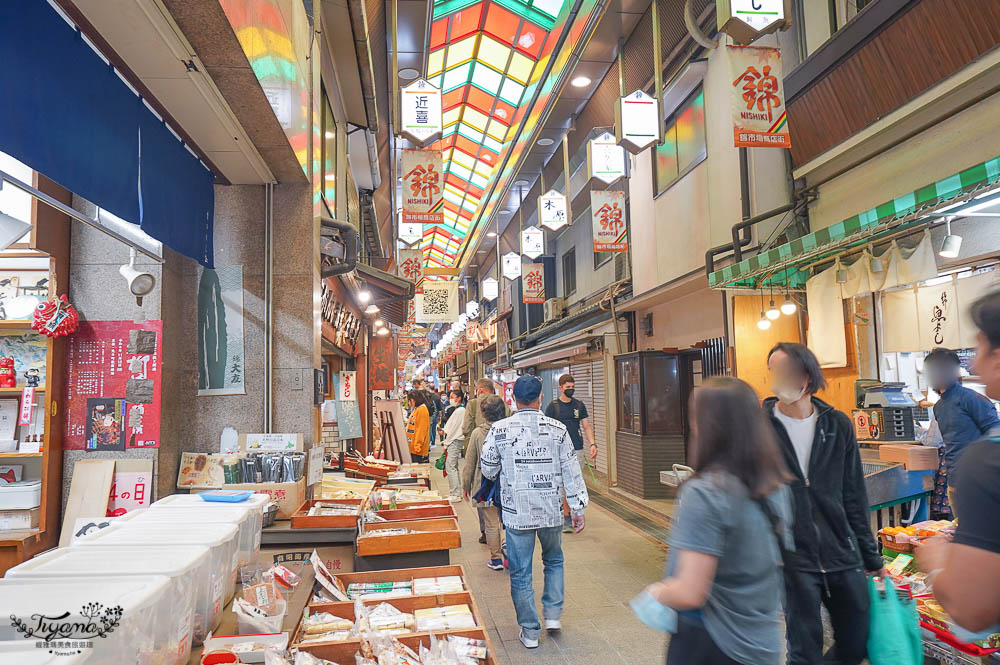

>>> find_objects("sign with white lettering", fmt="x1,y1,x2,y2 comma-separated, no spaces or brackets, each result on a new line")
718,0,789,45
482,277,499,301
729,45,790,148
591,190,628,253
401,149,444,225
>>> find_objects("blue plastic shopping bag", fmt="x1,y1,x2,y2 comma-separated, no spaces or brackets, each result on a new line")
866,577,922,665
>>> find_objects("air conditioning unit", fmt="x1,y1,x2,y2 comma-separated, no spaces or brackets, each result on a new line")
543,297,565,322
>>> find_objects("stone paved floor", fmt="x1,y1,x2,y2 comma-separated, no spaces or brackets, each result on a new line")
431,449,669,665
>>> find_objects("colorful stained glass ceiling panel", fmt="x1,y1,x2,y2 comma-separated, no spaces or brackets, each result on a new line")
421,0,569,269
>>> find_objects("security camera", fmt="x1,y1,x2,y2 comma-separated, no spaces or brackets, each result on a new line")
119,248,155,306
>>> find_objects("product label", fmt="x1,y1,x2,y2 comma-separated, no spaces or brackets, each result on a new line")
213,577,224,616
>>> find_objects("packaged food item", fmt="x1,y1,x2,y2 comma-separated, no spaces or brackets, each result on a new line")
412,576,464,595
244,581,282,616
357,528,413,538
272,563,301,589
413,604,475,631
346,581,413,601
449,636,487,660
303,612,355,634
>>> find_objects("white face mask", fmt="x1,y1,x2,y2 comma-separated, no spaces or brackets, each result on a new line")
773,384,807,405
450,399,460,406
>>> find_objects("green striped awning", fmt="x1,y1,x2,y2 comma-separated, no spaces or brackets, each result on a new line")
708,155,1000,290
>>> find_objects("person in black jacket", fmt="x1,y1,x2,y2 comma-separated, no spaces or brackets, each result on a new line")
765,342,883,665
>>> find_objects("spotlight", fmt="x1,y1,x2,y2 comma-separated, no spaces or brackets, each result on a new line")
487,231,497,238
376,326,390,336
119,248,156,306
374,319,385,328
571,76,591,87
757,313,771,331
940,218,963,258
358,290,372,303
780,294,797,316
870,254,885,273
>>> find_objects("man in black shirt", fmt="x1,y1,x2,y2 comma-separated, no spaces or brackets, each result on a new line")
545,374,597,533
918,290,1000,633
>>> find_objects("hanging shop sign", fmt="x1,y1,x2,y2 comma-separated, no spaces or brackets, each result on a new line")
586,131,627,185
521,226,544,259
538,190,569,231
502,252,522,280
401,149,444,225
338,371,357,401
320,281,362,351
522,263,546,304
728,45,790,149
415,280,458,323
616,90,661,153
399,220,423,245
591,190,628,252
369,334,396,391
197,265,246,396
399,78,442,145
482,277,499,301
717,0,789,45
397,249,425,292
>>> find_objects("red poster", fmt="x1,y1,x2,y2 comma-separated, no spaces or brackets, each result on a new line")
369,335,396,390
65,321,162,450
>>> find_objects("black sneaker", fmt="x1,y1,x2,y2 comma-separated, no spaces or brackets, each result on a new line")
478,534,487,544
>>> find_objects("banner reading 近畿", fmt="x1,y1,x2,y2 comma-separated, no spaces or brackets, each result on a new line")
591,190,628,253
402,149,444,225
728,45,790,149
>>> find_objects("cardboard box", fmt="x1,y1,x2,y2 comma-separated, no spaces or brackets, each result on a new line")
878,444,939,470
258,544,354,575
214,478,306,519
0,506,40,530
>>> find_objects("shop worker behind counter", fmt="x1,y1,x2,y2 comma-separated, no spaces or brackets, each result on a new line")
765,342,883,665
481,374,588,650
923,346,1000,518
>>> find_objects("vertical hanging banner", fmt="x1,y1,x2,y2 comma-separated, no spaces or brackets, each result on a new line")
397,249,425,292
197,265,246,396
587,131,627,185
369,334,396,390
482,277,499,301
399,220,423,245
401,149,444,225
502,252,522,280
338,371,357,401
617,90,661,153
521,226,544,259
415,280,458,323
591,190,628,252
522,264,546,303
538,190,568,231
399,79,442,144
729,45,790,148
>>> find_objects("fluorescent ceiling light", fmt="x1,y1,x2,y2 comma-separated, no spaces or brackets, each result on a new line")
399,68,420,80
537,138,554,146
571,76,591,87
486,231,497,238
514,179,529,187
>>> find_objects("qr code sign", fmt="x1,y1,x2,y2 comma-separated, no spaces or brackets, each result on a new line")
422,287,450,316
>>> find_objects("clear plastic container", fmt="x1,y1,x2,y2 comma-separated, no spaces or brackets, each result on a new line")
0,639,92,664
0,575,169,665
6,545,209,659
72,522,238,623
123,502,258,569
151,492,269,560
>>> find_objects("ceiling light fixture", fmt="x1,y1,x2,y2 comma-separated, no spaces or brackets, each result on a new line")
374,319,384,328
398,68,419,80
324,131,335,139
358,290,372,303
781,293,797,316
486,231,497,238
766,300,781,320
940,218,963,258
376,326,390,336
537,138,554,146
571,75,591,87
499,210,513,217
514,179,529,187
364,304,380,315
757,313,771,330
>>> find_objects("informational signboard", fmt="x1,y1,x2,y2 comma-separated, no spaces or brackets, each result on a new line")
368,334,396,391
538,190,568,231
415,280,458,323
718,0,789,45
522,263,545,304
399,78,442,144
65,320,162,451
401,149,444,225
591,190,628,252
521,226,544,259
502,252,522,280
399,220,423,245
244,433,304,451
587,131,627,185
330,373,363,439
617,89,660,153
482,277,499,301
729,45,790,148
338,371,357,401
106,459,153,517
397,249,425,292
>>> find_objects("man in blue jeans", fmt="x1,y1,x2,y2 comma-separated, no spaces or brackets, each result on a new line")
481,375,589,649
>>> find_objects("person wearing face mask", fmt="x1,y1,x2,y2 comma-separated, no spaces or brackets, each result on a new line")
922,347,999,519
765,342,882,665
545,374,597,533
440,389,467,502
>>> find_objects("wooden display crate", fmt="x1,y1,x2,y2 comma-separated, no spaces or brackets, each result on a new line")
356,518,461,557
326,564,466,590
294,627,500,664
290,498,364,529
374,504,457,521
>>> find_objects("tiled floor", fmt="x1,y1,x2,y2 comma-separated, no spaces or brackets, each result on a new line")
431,449,670,665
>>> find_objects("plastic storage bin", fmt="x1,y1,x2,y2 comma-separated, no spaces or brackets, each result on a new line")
124,503,258,569
72,522,239,619
0,479,42,509
152,492,269,560
6,545,209,660
0,640,92,664
0,575,169,665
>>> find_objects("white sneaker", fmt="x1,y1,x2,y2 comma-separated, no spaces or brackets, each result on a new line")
448,495,462,503
545,619,562,632
518,629,538,649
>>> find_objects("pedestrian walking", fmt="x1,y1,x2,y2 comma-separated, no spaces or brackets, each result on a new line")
765,342,883,665
464,378,511,543
405,390,431,463
481,375,588,649
440,388,466,502
462,394,507,570
639,377,793,665
544,374,597,532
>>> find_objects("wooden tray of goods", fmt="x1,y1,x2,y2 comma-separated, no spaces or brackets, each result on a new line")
291,498,365,529
320,475,376,500
374,504,458,521
356,517,462,557
294,628,500,664
344,457,401,479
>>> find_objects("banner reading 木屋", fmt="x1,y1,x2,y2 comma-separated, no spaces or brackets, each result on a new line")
729,45,790,149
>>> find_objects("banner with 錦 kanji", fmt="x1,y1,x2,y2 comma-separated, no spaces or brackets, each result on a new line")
522,263,545,303
397,249,425,293
729,45,790,149
401,149,444,225
591,190,628,253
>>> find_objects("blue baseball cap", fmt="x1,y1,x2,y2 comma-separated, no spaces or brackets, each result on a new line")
512,375,542,403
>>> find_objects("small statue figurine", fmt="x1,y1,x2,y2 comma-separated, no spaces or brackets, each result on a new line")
0,357,15,388
23,368,40,388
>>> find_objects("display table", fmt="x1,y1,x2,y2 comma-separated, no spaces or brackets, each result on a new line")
261,520,357,545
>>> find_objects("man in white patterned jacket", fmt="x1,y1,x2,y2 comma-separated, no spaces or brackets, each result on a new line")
481,374,589,650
